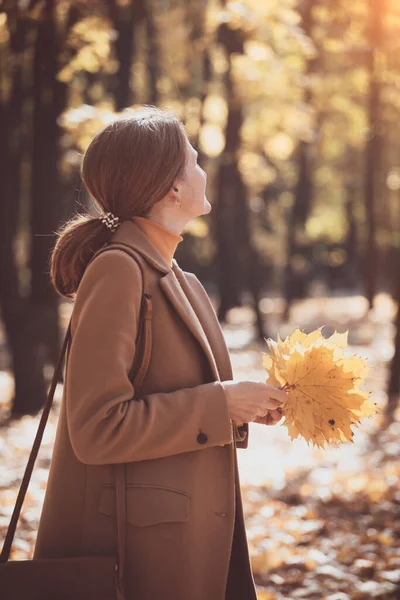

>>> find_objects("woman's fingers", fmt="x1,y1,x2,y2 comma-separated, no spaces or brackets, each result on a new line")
253,415,266,425
266,386,288,404
268,408,284,423
254,408,285,426
265,397,284,409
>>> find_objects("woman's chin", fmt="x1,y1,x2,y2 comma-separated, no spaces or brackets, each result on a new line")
190,197,211,219
203,197,212,213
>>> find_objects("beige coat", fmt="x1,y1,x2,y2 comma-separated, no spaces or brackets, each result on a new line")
33,219,258,599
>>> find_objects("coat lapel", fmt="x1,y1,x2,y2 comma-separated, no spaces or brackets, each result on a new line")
171,261,234,383
159,269,220,382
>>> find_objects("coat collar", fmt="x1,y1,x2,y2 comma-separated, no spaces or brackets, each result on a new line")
112,219,172,274
110,219,232,382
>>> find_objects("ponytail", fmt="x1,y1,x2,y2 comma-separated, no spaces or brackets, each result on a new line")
49,213,112,299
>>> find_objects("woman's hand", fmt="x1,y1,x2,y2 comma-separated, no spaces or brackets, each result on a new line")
253,406,285,426
222,380,287,425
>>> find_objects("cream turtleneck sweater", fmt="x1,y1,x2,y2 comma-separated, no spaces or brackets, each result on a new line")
131,216,183,266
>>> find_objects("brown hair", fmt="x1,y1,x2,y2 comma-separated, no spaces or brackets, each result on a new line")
50,105,188,299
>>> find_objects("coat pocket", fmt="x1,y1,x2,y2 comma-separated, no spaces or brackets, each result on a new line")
99,483,191,527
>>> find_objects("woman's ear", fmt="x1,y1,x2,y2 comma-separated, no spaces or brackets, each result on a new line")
160,184,180,208
170,185,182,209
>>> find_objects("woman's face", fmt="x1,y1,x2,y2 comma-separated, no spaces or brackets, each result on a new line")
176,140,211,220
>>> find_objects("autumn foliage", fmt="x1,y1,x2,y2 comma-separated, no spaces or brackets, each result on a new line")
263,328,380,448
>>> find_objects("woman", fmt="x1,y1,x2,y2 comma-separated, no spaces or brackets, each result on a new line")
33,106,287,599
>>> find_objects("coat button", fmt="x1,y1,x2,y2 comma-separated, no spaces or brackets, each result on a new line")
197,432,208,444
215,511,228,517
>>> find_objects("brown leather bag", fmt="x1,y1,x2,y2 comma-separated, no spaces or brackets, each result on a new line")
0,243,153,600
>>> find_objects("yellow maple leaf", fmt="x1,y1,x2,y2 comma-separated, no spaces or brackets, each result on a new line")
262,327,380,448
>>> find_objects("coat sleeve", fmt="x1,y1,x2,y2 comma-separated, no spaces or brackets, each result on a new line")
233,422,249,449
65,249,234,465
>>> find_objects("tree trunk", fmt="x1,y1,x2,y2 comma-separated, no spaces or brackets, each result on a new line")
30,0,77,371
387,273,400,419
109,0,145,111
145,1,159,104
185,0,210,162
387,182,400,419
283,0,315,321
214,22,266,339
0,6,47,417
283,139,313,318
12,0,78,415
343,183,360,289
30,0,61,358
364,0,384,309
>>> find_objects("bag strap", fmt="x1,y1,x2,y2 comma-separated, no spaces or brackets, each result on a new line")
0,241,153,597
99,243,153,595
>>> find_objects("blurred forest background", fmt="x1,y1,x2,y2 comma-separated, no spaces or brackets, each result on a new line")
0,1,399,598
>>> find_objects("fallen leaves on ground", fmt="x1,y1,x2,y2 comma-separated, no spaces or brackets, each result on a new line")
243,417,400,599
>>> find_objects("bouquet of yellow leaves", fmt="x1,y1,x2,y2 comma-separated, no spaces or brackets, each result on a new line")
262,328,379,449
